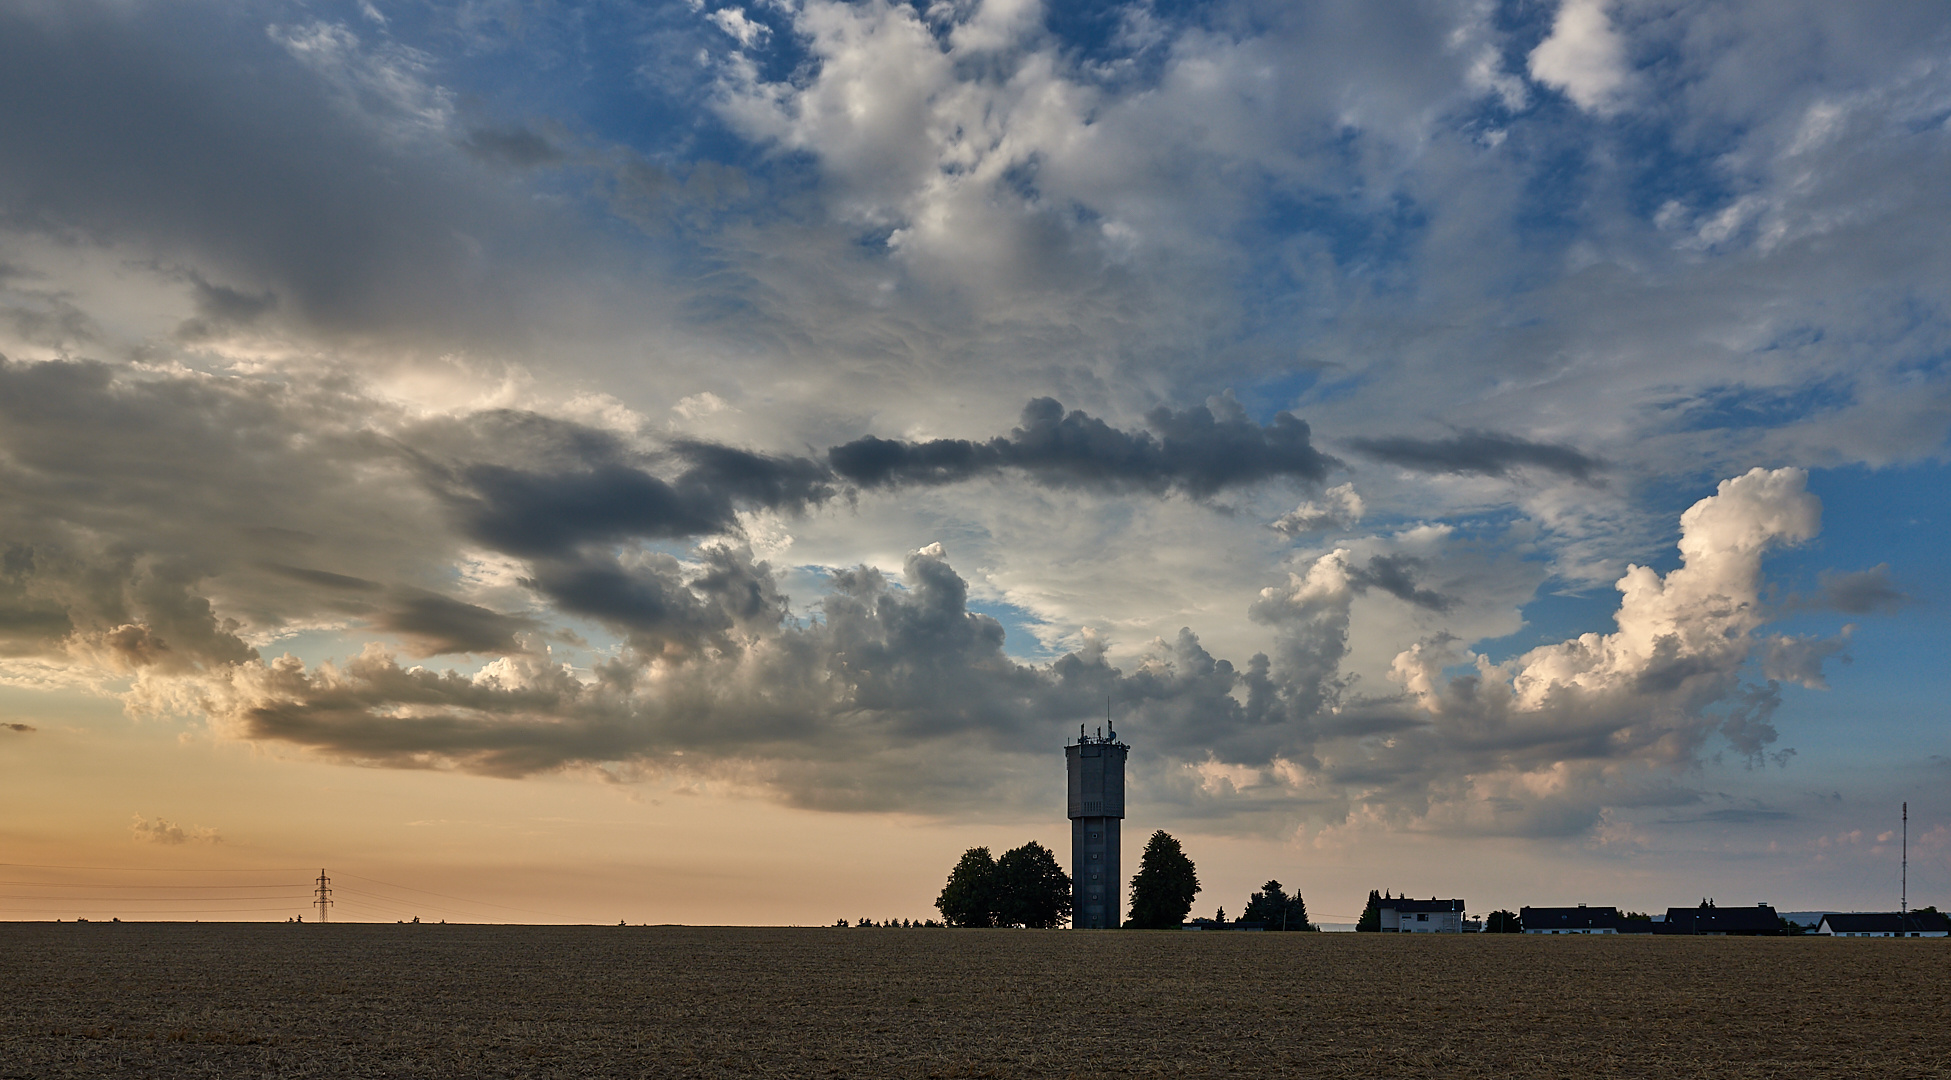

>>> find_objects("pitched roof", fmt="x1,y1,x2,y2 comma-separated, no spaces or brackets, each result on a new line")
1520,906,1621,930
1661,904,1781,934
1381,898,1465,914
1820,911,1951,934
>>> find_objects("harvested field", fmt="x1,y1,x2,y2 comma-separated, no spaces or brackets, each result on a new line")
0,923,1946,1079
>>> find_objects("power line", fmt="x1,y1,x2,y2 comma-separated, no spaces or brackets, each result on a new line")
0,894,310,902
334,871,569,919
8,907,306,915
0,864,573,923
0,863,309,872
0,880,311,889
331,889,485,921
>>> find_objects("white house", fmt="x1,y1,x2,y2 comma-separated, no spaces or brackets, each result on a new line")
1380,898,1466,933
1816,912,1950,938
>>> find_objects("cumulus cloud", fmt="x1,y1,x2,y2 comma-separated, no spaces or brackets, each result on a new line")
155,544,1064,808
1271,483,1364,535
130,813,220,845
1760,630,1851,690
830,396,1337,497
1372,467,1822,831
0,0,1936,850
0,364,1867,836
1527,0,1631,114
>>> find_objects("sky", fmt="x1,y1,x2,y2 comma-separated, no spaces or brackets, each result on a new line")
1,0,1948,926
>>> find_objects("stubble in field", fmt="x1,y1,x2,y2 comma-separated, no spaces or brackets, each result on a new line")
1,923,1945,1078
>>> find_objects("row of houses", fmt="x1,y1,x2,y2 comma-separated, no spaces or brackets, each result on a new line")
1379,897,1951,936
1520,903,1951,937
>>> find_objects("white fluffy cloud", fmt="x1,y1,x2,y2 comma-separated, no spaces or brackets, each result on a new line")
1527,0,1632,114
1272,484,1366,535
130,813,221,845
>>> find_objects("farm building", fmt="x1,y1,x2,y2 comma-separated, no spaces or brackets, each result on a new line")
1657,902,1785,936
1815,912,1951,937
1380,898,1466,933
1520,905,1621,934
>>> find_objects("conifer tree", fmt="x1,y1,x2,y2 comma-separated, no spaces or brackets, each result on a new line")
1125,830,1200,928
1356,889,1383,932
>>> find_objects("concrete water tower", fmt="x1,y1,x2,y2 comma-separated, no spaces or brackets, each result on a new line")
1066,722,1128,929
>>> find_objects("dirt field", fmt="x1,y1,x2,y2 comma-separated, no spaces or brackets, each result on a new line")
0,923,1945,1079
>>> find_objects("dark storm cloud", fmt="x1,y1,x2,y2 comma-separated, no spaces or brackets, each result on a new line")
432,397,1329,577
373,590,539,656
1346,554,1455,613
259,564,383,593
829,397,1338,497
1659,808,1794,825
214,546,1066,796
1817,565,1907,614
0,3,561,345
460,125,562,167
443,446,833,558
189,276,278,325
0,355,413,671
4,723,34,733
1347,430,1602,480
519,545,790,654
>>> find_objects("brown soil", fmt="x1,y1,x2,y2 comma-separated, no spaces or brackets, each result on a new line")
0,923,1945,1078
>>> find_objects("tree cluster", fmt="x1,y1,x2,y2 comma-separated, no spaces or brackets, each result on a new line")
935,841,1073,928
1125,830,1200,928
1484,909,1522,933
1240,880,1316,930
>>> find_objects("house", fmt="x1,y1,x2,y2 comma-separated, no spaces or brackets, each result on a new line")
1520,905,1621,934
1380,898,1466,933
1657,902,1784,936
1816,912,1951,938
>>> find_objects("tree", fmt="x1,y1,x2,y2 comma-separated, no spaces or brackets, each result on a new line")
1356,889,1383,932
1485,909,1523,933
995,841,1073,929
1125,830,1199,928
936,847,1001,927
937,842,1074,929
1242,880,1316,931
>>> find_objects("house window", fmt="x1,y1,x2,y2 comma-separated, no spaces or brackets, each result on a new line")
1417,913,1428,922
